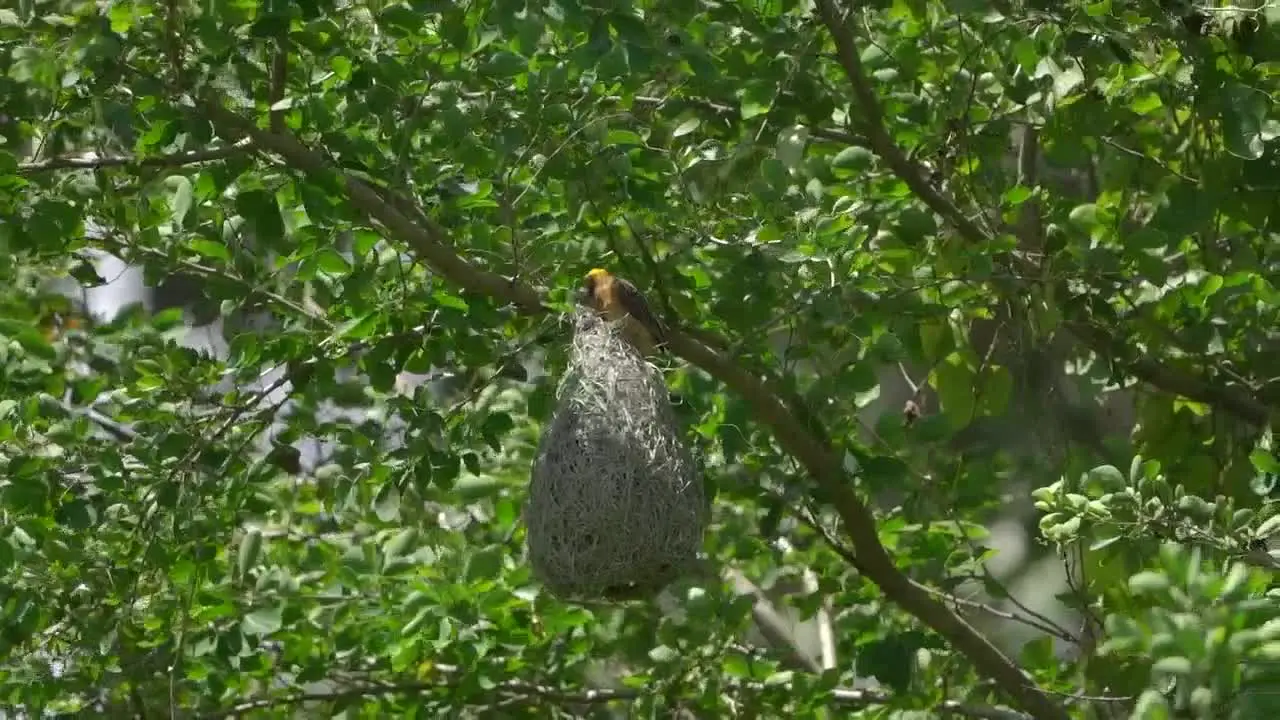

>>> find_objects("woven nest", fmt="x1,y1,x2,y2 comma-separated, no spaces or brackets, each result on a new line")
527,309,707,601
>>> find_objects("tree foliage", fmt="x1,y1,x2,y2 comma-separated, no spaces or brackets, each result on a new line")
4,0,1280,717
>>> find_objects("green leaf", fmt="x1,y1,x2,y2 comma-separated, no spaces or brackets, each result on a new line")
0,536,13,574
1132,689,1171,719
1085,0,1112,16
481,412,515,451
483,51,528,78
465,545,504,581
740,82,773,120
860,632,927,694
1087,465,1127,493
760,157,789,192
775,125,809,171
1089,532,1123,551
932,353,975,431
167,176,194,225
383,528,419,559
977,365,1012,415
764,670,794,686
241,605,283,636
672,117,700,138
1222,82,1268,160
374,483,401,523
648,645,680,663
336,313,380,340
456,474,500,500
351,230,382,256
1151,656,1192,675
139,119,177,151
432,290,469,312
69,260,106,287
831,146,874,173
1129,92,1163,115
237,529,263,578
54,498,95,530
1250,450,1280,475
189,239,230,261
235,189,286,243
377,5,424,34
722,652,752,678
314,247,352,274
1128,571,1171,595
1068,203,1099,230
606,129,644,146
4,325,56,360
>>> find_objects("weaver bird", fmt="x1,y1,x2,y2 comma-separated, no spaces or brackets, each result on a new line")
580,268,667,356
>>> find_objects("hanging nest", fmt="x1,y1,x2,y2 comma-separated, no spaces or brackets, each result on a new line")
527,308,707,601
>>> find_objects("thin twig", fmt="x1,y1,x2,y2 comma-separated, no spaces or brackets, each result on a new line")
1101,136,1198,183
92,238,328,324
199,666,1035,720
19,140,252,174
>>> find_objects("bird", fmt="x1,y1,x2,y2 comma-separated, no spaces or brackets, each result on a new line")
579,268,667,356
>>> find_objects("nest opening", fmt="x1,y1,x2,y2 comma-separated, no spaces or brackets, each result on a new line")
527,309,707,601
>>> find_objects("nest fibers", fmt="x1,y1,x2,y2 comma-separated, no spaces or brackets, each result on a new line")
527,309,706,601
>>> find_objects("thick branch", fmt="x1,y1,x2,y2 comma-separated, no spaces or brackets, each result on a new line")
200,95,1052,718
813,0,1274,432
814,3,990,246
203,100,545,314
814,3,1071,718
1069,321,1270,425
18,140,251,175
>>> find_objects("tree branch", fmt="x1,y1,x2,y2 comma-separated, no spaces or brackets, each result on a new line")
200,664,1034,720
628,95,870,147
460,91,872,148
199,93,1063,720
1068,321,1270,425
202,99,546,314
812,3,1072,718
812,0,1274,433
18,140,252,175
813,3,990,246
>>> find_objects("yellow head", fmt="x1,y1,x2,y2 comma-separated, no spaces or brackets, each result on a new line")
580,268,610,304
583,268,611,292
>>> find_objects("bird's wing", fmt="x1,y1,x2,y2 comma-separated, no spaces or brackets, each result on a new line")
615,277,666,342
